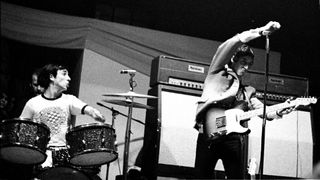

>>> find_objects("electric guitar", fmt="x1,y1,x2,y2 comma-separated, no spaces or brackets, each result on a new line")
204,97,317,140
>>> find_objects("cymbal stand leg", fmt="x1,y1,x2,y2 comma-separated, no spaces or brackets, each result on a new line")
105,163,110,180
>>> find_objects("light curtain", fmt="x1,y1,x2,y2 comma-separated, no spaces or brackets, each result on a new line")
1,2,218,75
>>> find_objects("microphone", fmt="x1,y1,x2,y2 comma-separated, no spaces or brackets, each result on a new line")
260,22,281,36
120,69,136,75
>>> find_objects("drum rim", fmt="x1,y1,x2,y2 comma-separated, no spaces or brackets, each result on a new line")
67,123,113,133
0,118,51,132
37,166,91,179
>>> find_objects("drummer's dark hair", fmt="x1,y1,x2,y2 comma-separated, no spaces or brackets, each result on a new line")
38,64,67,89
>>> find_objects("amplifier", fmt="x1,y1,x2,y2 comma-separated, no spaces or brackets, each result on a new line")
150,55,309,103
150,55,209,89
242,70,309,96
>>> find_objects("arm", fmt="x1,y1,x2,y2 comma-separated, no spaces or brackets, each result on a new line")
68,95,106,123
250,97,295,120
82,105,106,123
209,21,281,73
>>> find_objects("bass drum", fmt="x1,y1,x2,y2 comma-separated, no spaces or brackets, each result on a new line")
38,166,91,180
0,118,50,165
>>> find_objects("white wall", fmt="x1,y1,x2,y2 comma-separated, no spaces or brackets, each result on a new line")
77,49,150,180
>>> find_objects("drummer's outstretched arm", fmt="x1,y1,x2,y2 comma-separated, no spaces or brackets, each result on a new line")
82,105,106,123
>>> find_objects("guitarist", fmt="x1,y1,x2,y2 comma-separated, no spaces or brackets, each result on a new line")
194,21,294,179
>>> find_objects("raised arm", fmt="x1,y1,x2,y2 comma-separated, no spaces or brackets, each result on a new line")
209,21,281,73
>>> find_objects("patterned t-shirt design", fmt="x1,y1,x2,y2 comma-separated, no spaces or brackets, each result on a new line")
34,107,68,138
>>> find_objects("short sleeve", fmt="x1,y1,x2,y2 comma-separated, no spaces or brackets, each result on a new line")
20,100,34,119
68,95,87,115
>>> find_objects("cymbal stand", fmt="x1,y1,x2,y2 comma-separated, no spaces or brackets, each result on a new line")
111,107,119,129
123,73,137,180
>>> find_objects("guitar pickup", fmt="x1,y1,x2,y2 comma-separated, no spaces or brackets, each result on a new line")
216,116,226,128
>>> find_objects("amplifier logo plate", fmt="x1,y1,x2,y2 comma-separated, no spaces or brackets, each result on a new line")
188,65,205,73
269,77,284,85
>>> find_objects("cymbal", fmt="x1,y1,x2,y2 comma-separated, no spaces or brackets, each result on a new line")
102,91,157,99
102,99,154,109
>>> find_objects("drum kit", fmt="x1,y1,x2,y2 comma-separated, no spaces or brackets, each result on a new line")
0,70,157,180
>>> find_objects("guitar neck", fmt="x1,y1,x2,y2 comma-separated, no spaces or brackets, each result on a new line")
238,101,293,120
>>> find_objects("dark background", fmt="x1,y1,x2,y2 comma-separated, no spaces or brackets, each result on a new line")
1,0,320,168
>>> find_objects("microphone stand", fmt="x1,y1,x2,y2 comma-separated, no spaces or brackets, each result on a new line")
259,34,270,179
123,73,136,180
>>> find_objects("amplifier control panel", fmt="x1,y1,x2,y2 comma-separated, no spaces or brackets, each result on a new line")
168,77,204,89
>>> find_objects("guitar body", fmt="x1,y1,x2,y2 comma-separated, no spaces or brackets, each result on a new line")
204,107,249,140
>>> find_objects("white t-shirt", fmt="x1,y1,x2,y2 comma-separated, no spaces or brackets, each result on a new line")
20,93,86,146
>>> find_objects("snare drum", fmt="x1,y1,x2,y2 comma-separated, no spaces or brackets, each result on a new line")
66,123,117,166
0,118,50,164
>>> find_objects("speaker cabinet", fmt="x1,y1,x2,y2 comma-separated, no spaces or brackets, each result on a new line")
141,84,201,179
248,110,313,178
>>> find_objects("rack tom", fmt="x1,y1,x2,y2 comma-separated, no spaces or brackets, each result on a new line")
66,123,117,166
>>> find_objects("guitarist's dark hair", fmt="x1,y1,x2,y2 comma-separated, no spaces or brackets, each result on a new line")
228,44,254,67
233,44,254,61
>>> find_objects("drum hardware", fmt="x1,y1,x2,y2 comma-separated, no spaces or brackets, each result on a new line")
102,70,158,180
97,102,145,125
114,137,144,146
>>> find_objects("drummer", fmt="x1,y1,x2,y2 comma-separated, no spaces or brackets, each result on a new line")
19,64,105,170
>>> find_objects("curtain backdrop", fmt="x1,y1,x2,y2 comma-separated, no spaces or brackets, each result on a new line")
1,2,280,75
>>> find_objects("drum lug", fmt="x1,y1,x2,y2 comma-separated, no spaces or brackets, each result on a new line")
82,139,86,145
34,136,40,144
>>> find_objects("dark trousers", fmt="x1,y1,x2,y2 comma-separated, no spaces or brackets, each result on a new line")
194,133,246,179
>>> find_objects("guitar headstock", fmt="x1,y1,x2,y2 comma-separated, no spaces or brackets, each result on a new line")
292,97,318,106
